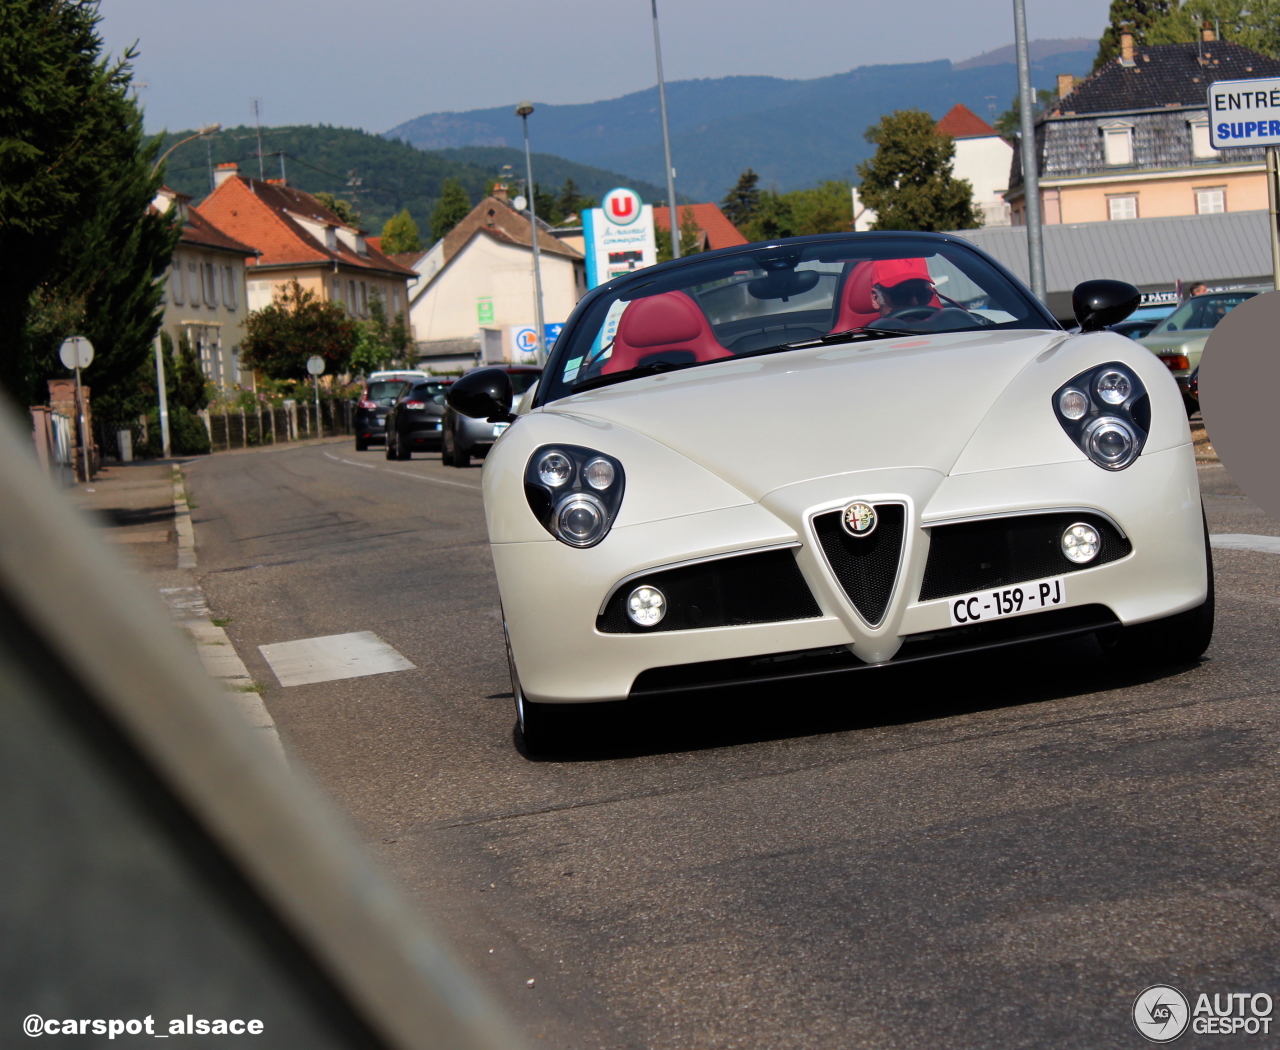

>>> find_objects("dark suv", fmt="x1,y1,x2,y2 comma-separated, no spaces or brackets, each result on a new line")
384,379,452,460
354,379,411,450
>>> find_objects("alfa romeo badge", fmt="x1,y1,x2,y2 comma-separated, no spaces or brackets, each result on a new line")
841,501,877,537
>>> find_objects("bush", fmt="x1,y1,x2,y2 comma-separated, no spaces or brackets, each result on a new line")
143,405,210,457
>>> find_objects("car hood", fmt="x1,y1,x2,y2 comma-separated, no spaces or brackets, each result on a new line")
544,328,1066,502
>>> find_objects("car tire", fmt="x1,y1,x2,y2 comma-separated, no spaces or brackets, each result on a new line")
440,425,455,466
453,439,471,469
507,620,561,755
355,437,369,451
1101,512,1215,666
384,433,396,460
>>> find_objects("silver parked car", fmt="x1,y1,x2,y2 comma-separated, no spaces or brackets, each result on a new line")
441,365,541,467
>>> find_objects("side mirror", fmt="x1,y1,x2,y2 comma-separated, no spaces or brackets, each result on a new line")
1072,279,1141,332
446,367,514,422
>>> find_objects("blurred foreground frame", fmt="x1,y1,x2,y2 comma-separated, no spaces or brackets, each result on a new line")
0,408,521,1048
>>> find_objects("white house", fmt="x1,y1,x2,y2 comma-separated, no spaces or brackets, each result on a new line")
399,190,586,368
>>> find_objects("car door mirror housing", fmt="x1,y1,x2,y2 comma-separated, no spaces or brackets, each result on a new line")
447,368,515,421
1073,280,1141,331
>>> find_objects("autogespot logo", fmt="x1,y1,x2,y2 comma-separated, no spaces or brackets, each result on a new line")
1134,985,1191,1043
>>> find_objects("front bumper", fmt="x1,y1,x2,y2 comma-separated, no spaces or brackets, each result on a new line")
496,444,1206,703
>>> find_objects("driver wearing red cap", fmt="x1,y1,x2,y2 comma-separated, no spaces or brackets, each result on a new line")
870,258,936,318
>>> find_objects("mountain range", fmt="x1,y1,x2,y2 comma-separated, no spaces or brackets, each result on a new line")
386,40,1096,202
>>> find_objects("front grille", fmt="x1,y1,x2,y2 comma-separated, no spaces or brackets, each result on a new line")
597,548,821,634
812,503,905,625
919,512,1131,602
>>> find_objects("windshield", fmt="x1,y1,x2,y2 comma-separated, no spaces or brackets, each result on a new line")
365,381,408,405
509,371,541,395
540,236,1047,403
1156,292,1257,333
406,382,450,405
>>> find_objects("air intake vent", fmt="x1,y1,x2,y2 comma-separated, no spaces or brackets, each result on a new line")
919,512,1131,602
813,503,905,626
597,548,821,634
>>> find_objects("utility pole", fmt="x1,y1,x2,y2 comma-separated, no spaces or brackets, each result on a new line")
253,99,265,181
516,102,548,366
155,335,171,459
1269,146,1280,290
1013,0,1047,301
649,0,680,259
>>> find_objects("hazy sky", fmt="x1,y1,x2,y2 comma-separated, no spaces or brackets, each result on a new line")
100,0,1112,134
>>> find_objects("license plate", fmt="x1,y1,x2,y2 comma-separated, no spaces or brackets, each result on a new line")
377,416,386,425
493,422,510,436
947,575,1067,626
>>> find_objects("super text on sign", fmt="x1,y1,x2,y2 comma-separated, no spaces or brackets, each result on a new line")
1209,77,1280,149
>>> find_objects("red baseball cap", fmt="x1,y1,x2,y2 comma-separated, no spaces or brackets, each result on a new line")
872,258,933,288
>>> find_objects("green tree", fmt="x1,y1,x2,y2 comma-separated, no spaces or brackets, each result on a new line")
170,330,211,411
738,181,852,242
994,88,1057,141
349,291,412,375
314,191,361,227
0,0,178,408
856,110,982,232
430,177,472,243
1093,0,1176,70
1145,0,1280,56
556,178,595,221
241,279,357,380
655,206,705,263
379,209,422,254
721,169,761,228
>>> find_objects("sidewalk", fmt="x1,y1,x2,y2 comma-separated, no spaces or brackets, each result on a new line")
69,459,284,759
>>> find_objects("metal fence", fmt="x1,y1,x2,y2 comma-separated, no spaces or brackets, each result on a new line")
206,399,353,453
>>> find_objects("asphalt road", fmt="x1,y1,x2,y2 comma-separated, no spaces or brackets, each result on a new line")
185,439,1280,1050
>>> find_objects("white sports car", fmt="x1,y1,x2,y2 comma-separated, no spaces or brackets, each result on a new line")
447,232,1213,752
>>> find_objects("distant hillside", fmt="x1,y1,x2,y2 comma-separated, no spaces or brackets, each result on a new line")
386,46,1096,201
155,124,670,234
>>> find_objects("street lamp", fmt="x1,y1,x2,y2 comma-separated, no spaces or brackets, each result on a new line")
648,0,681,259
516,101,548,366
151,123,221,175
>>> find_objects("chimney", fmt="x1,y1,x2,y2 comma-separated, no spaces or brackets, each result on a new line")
213,162,238,188
1057,74,1076,98
491,182,509,202
1202,21,1216,42
1120,31,1135,65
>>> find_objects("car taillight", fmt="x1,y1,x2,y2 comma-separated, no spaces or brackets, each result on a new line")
404,401,426,410
359,398,377,409
1160,355,1190,372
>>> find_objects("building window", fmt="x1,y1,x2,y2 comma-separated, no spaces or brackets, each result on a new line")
1190,118,1216,159
226,266,238,310
348,280,357,310
1108,195,1138,220
392,287,401,314
332,278,343,305
359,281,368,316
202,263,218,307
1196,186,1226,214
1102,122,1134,166
188,262,199,308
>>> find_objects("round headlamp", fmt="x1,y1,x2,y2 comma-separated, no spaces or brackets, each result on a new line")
1095,370,1132,405
555,493,609,547
626,585,666,627
1085,417,1138,470
583,457,616,490
537,451,574,487
1058,389,1089,420
1061,522,1101,564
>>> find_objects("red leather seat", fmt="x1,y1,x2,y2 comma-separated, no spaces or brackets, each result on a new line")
602,291,731,374
830,260,879,332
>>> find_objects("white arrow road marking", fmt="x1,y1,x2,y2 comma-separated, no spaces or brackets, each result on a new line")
259,631,416,687
1211,533,1280,555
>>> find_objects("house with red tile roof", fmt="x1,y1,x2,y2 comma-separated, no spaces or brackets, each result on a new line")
197,163,417,339
403,190,585,364
653,203,749,251
154,186,260,391
853,103,1013,231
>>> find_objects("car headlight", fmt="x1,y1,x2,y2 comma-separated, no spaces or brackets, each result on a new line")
524,444,625,547
1052,362,1148,471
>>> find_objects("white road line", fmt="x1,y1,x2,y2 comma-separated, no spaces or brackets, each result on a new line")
1211,533,1280,555
322,450,482,491
259,631,416,687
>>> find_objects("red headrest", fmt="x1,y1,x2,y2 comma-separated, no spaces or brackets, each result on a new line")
830,261,879,333
603,291,731,373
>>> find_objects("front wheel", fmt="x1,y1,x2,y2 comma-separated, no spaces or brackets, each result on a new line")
507,621,562,754
440,425,455,466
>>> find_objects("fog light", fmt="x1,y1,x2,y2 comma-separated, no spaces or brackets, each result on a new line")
1061,522,1101,564
554,493,608,547
626,585,666,627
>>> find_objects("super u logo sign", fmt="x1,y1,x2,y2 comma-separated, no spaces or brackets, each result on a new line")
602,188,643,226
